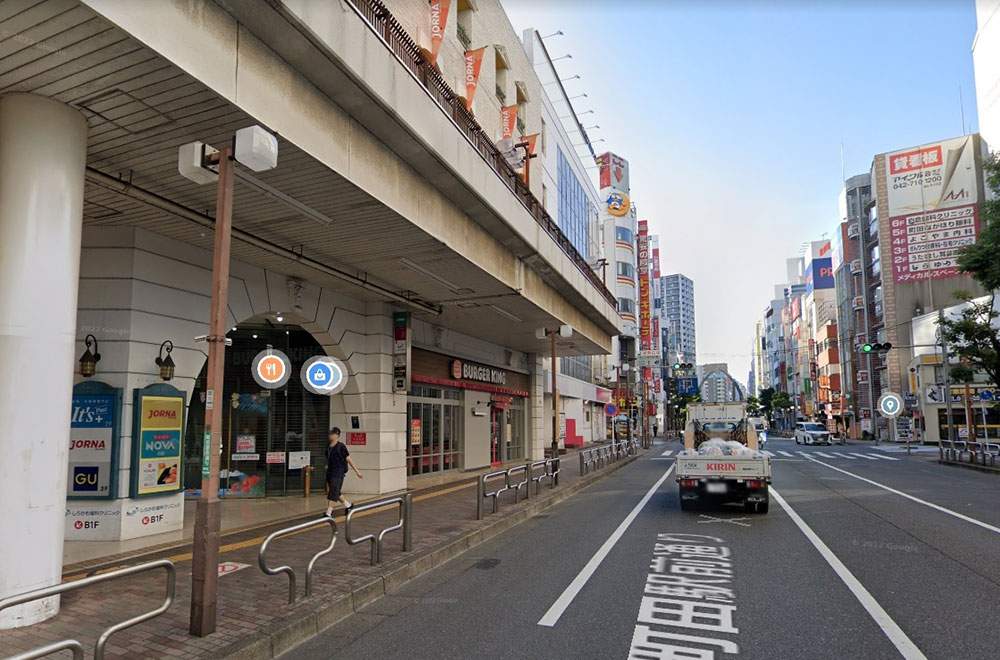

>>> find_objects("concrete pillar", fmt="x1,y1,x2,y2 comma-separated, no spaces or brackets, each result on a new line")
0,94,87,628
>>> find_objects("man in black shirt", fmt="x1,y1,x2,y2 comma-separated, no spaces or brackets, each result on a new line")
325,427,363,516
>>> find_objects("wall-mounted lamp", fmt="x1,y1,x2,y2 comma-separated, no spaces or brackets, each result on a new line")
155,340,176,381
79,334,101,378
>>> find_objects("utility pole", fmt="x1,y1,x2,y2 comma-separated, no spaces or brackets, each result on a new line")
190,147,233,636
939,310,955,445
551,329,559,459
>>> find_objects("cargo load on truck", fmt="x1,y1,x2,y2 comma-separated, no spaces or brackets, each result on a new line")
674,403,771,514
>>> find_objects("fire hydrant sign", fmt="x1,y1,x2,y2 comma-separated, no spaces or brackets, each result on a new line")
131,385,186,498
68,382,122,500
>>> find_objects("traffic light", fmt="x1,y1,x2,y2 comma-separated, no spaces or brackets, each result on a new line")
862,342,892,353
673,362,693,370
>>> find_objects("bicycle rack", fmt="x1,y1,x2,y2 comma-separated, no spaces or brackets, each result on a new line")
345,495,413,566
0,559,175,660
507,464,530,503
258,516,338,604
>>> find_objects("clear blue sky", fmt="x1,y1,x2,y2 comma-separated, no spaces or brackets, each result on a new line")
503,0,980,374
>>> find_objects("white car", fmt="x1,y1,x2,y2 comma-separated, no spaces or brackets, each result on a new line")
794,422,832,445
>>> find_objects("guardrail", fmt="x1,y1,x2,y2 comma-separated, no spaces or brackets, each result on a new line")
477,459,560,520
258,516,338,604
345,495,413,566
0,560,175,660
579,441,638,476
941,439,1000,467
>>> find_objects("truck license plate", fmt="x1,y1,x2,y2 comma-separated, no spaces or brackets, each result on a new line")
706,483,727,494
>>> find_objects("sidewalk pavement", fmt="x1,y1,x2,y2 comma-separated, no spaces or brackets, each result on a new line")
3,444,645,660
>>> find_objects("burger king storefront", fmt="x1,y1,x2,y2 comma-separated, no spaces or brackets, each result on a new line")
407,349,530,476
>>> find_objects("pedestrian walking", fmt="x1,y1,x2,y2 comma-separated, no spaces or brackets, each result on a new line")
325,427,363,517
653,422,658,438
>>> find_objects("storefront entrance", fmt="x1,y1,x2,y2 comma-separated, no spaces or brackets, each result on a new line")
184,324,332,497
490,395,524,465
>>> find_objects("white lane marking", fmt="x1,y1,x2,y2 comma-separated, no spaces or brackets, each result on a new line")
770,488,927,660
814,452,836,458
537,464,675,627
852,453,880,460
831,452,856,460
802,456,1000,536
660,449,674,456
651,457,674,461
778,451,794,457
871,454,900,461
761,450,774,457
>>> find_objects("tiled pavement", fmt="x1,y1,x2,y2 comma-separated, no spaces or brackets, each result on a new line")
2,444,645,659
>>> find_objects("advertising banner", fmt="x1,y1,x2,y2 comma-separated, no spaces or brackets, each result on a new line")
429,0,450,65
637,220,652,352
501,105,518,140
884,136,981,283
597,152,629,192
132,386,185,497
889,205,980,282
236,434,256,453
464,47,485,110
68,382,121,499
805,258,835,294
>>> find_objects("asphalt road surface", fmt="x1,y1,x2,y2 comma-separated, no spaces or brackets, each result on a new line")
280,437,1000,660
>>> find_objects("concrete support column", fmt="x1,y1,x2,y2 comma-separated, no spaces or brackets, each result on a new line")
0,94,87,628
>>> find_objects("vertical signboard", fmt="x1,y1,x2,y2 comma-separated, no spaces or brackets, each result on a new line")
131,384,185,498
597,152,630,193
501,105,518,140
883,136,981,283
429,0,450,65
393,311,411,393
637,220,652,353
68,381,122,499
464,47,485,111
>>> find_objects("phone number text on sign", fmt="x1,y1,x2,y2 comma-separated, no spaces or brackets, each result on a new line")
889,204,978,283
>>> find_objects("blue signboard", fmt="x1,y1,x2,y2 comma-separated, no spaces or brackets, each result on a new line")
678,377,699,395
805,258,835,294
68,381,122,500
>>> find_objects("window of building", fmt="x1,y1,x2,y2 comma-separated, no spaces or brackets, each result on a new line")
542,183,547,210
456,0,474,49
541,117,547,154
407,385,462,476
495,48,508,103
557,147,589,258
615,226,633,244
617,261,634,279
618,298,635,315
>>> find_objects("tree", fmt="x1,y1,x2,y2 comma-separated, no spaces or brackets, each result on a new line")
770,391,792,415
758,387,775,420
745,395,761,416
938,153,1000,393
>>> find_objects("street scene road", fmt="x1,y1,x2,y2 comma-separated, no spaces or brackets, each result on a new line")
282,437,1000,660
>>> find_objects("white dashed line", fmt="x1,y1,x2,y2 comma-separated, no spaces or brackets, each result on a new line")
831,452,855,460
852,453,880,460
871,454,900,461
660,449,674,456
814,452,836,458
778,451,794,457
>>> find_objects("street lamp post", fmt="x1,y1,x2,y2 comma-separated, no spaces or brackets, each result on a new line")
537,325,572,459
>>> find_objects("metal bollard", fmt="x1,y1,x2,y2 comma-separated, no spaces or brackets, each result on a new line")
524,462,531,499
303,465,313,497
476,474,485,520
580,451,586,476
403,493,413,552
553,457,560,486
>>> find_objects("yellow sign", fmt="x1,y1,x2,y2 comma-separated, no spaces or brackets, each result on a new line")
136,395,184,496
606,191,631,217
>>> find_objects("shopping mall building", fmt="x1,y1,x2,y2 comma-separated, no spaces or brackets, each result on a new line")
0,0,621,627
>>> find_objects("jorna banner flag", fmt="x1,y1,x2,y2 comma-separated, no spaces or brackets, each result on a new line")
465,47,485,111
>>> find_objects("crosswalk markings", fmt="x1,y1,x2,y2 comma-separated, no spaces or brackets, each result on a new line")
778,451,794,457
831,452,855,459
660,449,674,457
852,453,879,460
871,454,899,461
762,450,774,457
814,452,836,458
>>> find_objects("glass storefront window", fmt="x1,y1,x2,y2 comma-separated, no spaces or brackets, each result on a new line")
407,386,462,476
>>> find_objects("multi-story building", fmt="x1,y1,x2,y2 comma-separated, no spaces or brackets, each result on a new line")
662,273,696,365
974,0,1000,149
522,28,612,447
831,174,871,438
698,363,743,403
0,0,624,625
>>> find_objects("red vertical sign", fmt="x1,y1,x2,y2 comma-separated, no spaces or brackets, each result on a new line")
429,0,451,65
501,105,518,140
637,220,651,353
464,47,485,111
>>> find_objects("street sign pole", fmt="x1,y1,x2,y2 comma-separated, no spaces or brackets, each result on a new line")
191,147,233,636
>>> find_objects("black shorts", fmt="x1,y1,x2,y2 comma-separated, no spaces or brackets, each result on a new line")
327,475,345,500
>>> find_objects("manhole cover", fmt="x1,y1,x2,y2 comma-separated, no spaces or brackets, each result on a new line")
473,558,501,570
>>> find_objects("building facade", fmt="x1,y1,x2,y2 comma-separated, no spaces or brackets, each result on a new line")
662,273,696,365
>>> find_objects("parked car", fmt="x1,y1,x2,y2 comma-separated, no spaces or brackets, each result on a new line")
794,422,832,445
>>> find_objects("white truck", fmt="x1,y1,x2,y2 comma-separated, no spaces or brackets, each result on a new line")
675,403,771,514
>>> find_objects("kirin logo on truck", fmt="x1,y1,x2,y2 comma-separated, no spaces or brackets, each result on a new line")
706,463,737,471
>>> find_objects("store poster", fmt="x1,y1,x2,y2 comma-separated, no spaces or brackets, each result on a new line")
68,381,122,499
131,384,185,497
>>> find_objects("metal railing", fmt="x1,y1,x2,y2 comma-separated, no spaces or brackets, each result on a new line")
0,560,175,660
579,441,638,476
258,516,338,604
342,0,618,309
345,495,413,566
477,459,560,519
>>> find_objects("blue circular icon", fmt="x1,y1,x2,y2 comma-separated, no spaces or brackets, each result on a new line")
878,393,903,418
300,356,347,395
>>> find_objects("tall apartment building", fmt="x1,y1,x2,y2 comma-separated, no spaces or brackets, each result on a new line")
662,273,696,365
974,0,1000,149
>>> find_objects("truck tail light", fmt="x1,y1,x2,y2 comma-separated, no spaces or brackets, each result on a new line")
747,480,765,489
680,479,698,488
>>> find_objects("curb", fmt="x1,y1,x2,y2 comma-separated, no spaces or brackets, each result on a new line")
217,451,645,659
938,458,1000,475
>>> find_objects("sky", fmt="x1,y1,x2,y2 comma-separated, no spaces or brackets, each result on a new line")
502,0,981,376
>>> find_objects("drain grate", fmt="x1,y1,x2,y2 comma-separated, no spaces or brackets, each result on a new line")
473,558,501,570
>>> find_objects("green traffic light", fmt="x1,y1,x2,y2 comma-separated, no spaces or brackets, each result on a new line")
862,344,872,353
673,363,681,369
